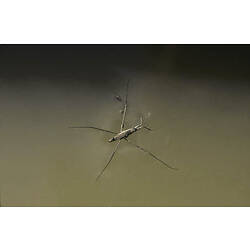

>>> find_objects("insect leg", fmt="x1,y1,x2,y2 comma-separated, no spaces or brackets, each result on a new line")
96,140,121,181
124,138,177,171
69,126,116,134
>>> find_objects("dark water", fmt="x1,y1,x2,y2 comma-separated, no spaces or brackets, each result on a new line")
0,45,250,206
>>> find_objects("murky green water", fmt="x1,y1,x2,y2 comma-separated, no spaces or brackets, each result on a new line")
1,45,250,206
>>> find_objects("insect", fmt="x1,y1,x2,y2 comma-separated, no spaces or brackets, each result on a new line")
69,81,177,180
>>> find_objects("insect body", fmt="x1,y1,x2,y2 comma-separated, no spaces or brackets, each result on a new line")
109,121,143,142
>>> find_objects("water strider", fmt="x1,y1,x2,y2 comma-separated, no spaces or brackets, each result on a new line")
69,81,177,180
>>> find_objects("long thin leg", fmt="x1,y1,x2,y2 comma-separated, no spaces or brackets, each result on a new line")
96,140,121,181
143,126,152,131
69,126,116,135
140,116,152,131
124,138,177,171
120,80,129,132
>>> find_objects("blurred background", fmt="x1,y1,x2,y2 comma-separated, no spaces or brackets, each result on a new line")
0,45,250,206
